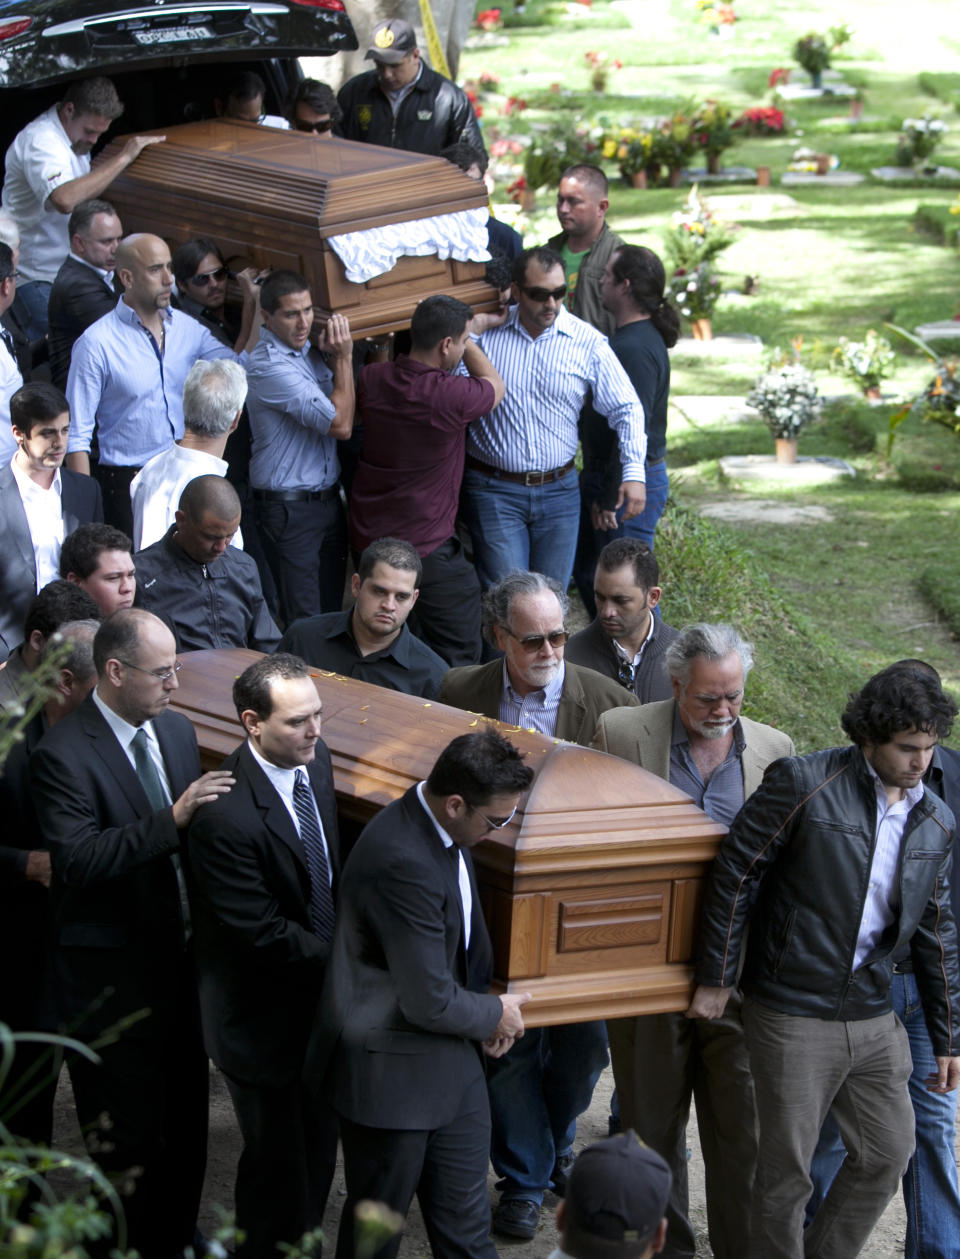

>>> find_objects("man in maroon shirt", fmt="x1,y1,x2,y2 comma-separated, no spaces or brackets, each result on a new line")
350,295,504,666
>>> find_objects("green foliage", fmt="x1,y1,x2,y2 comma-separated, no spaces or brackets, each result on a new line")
918,72,960,108
918,567,960,636
656,501,850,750
912,202,960,246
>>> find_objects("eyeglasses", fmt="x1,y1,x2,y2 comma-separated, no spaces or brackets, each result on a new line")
118,659,183,682
471,803,519,830
294,118,335,134
506,629,569,653
521,285,567,303
189,266,227,287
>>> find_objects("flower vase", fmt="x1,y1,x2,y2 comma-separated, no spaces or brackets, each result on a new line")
519,188,536,212
756,165,771,187
815,153,831,175
707,152,720,176
630,170,648,189
864,385,881,400
668,167,684,188
810,70,823,89
775,437,798,464
849,98,864,121
691,318,713,341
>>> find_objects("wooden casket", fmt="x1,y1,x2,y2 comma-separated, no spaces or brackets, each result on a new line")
172,649,726,1027
97,119,500,337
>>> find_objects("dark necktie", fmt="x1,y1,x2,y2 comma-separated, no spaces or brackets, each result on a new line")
293,770,335,941
132,728,167,811
0,328,16,362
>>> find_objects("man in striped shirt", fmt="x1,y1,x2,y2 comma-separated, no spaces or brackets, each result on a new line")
463,247,647,593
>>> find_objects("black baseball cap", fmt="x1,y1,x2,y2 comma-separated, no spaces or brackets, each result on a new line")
563,1132,672,1257
365,19,417,64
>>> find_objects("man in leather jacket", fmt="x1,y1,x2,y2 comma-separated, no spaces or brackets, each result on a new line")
690,665,960,1259
336,18,484,158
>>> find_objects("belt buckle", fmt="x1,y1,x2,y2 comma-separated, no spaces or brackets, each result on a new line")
523,468,547,487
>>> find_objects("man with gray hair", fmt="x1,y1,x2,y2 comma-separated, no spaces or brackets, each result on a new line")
593,622,795,1259
130,358,247,550
440,569,637,1240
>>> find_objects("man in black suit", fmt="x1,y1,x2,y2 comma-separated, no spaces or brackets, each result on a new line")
0,618,98,1147
29,608,234,1259
309,728,533,1259
187,653,340,1258
47,199,122,389
0,381,102,654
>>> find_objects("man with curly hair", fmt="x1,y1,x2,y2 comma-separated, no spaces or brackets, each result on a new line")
691,665,960,1259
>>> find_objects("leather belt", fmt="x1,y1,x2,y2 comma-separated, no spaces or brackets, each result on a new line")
253,487,339,503
891,958,913,974
466,456,575,487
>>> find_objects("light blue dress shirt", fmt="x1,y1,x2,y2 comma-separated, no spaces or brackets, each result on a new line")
66,299,237,466
471,305,647,479
245,327,340,492
498,660,565,736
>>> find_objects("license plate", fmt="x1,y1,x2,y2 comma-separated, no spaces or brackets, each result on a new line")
132,25,214,44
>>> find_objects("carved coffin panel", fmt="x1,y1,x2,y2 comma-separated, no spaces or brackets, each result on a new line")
172,649,725,1026
97,119,500,336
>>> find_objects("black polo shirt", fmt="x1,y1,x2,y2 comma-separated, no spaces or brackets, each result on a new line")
278,609,446,700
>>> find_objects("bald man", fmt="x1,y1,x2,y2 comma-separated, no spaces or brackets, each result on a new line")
65,232,251,533
134,473,279,653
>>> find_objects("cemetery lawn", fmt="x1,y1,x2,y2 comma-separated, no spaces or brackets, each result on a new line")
463,0,960,753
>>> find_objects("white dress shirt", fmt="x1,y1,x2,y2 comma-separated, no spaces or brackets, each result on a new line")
247,738,333,885
130,444,242,550
10,454,64,590
416,779,472,946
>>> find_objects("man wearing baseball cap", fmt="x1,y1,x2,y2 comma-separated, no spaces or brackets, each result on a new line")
336,18,485,157
554,1132,671,1259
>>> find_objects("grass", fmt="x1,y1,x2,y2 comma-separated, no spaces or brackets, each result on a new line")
463,0,960,750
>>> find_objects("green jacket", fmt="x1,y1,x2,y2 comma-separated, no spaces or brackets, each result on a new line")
548,220,625,338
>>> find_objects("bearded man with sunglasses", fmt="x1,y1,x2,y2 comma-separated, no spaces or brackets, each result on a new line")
465,247,646,594
439,569,637,1240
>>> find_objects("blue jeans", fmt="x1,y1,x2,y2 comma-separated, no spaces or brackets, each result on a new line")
12,280,53,341
807,971,960,1258
462,466,580,591
572,460,669,619
487,1020,609,1205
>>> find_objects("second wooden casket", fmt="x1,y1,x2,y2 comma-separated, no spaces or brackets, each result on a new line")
98,119,500,337
173,649,726,1027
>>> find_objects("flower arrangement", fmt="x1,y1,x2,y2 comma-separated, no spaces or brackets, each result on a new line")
655,112,697,176
522,120,598,190
691,100,735,170
886,324,960,444
793,32,832,81
895,116,948,170
696,0,735,32
667,263,721,321
584,50,622,93
833,331,896,394
733,105,786,136
475,8,503,31
663,184,736,271
747,363,821,439
768,67,791,89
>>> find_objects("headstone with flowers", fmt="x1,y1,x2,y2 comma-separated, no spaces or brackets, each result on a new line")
663,185,736,338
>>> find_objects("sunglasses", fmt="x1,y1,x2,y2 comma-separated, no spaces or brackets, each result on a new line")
506,629,569,652
472,803,519,830
189,266,227,287
295,118,335,134
521,284,567,302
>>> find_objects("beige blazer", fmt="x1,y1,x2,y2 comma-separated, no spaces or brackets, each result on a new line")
593,697,796,796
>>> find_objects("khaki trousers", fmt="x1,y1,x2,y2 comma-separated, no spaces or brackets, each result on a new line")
743,997,914,1259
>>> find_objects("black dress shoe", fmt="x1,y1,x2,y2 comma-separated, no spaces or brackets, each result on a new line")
551,1152,576,1197
492,1199,540,1241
